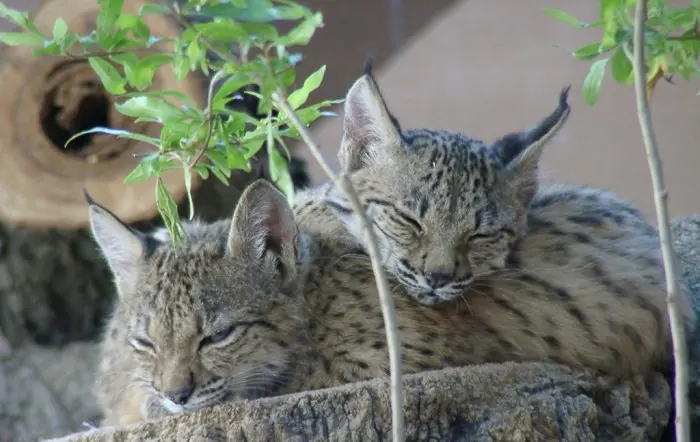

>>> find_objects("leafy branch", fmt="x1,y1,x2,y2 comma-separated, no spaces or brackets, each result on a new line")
544,0,700,104
0,0,338,245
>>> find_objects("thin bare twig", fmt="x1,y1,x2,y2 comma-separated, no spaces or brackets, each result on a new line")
273,91,405,442
188,69,226,168
631,1,690,441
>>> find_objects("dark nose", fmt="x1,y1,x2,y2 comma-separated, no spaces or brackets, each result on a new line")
425,272,451,288
164,375,195,405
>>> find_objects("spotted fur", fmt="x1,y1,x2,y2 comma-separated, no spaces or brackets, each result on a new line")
322,68,695,373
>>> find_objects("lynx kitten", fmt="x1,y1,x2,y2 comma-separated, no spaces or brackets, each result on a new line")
90,173,684,426
323,63,694,366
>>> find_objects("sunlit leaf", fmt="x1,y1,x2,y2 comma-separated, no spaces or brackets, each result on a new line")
610,46,633,83
138,3,169,16
582,58,609,105
268,143,294,204
287,65,326,109
70,126,159,147
96,0,124,44
0,31,44,46
88,57,127,94
573,42,604,60
124,160,155,184
542,8,587,28
115,96,185,123
52,17,68,40
155,177,184,245
278,12,323,45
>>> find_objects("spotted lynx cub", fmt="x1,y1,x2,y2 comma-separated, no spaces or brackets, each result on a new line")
90,174,675,426
323,64,694,350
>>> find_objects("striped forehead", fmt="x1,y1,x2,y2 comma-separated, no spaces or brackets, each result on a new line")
400,130,500,217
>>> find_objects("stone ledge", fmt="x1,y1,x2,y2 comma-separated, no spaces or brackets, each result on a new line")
48,362,670,442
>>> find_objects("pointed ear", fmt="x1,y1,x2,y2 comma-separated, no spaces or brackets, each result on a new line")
86,193,149,293
491,86,571,205
228,180,300,280
338,57,403,171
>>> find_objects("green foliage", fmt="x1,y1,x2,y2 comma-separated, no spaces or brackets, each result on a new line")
0,0,339,245
544,0,700,104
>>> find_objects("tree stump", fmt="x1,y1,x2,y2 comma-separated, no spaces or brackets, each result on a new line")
0,0,310,347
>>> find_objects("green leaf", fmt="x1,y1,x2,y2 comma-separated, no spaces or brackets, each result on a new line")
194,163,210,179
139,3,170,16
64,126,161,149
128,54,172,90
193,21,249,41
225,146,249,170
212,74,253,111
243,137,265,159
210,166,231,185
115,96,185,123
96,0,124,43
0,32,44,46
121,90,197,109
268,143,294,204
278,12,323,45
582,58,609,105
155,177,184,245
196,0,304,23
123,160,155,184
610,46,632,83
52,18,68,40
88,57,127,94
205,148,229,172
0,3,35,30
573,42,604,60
110,52,140,87
542,8,586,28
116,13,150,40
239,23,278,41
600,0,623,47
287,65,326,109
186,39,206,71
173,48,191,81
183,167,195,220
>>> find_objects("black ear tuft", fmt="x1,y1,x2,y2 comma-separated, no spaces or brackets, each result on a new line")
82,188,96,206
363,55,374,77
559,85,571,108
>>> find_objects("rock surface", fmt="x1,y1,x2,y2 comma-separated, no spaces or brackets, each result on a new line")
0,214,698,442
49,364,669,442
0,342,99,442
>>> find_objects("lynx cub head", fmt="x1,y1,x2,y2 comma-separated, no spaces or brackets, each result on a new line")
325,62,570,305
89,180,308,416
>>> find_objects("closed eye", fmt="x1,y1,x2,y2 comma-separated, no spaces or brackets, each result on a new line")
199,325,236,349
130,337,156,352
395,210,423,233
469,233,493,241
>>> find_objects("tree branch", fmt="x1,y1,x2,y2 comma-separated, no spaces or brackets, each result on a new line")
272,91,405,442
631,2,690,441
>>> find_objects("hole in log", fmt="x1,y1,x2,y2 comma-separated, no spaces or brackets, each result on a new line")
39,61,117,161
